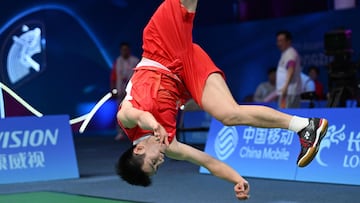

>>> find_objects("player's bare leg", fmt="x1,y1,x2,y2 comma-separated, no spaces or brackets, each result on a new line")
201,73,292,128
201,73,328,167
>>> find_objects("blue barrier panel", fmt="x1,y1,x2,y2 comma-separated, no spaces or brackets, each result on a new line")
295,108,360,185
0,115,79,184
182,111,212,129
200,119,299,180
180,111,211,144
201,108,360,185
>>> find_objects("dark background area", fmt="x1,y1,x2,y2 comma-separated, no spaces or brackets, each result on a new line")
1,2,360,202
0,0,359,132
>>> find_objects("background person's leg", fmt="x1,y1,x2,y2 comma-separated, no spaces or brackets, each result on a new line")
286,95,301,108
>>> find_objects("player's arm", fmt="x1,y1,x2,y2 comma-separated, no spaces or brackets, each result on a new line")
166,139,250,200
117,100,169,145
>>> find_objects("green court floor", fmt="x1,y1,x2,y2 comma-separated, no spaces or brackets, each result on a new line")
0,192,142,203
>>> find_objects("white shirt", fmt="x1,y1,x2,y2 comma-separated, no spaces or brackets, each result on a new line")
301,72,315,93
276,46,302,95
115,55,139,91
254,82,276,102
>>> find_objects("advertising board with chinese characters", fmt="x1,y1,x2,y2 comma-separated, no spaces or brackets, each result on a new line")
0,115,79,184
200,108,360,185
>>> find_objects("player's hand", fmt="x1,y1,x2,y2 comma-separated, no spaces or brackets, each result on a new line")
153,124,169,146
234,179,250,200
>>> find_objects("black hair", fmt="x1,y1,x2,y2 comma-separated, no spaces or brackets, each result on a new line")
120,42,130,48
276,30,292,41
267,67,277,75
308,66,320,75
116,145,151,187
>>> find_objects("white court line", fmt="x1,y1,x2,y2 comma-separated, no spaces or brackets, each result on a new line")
0,82,112,133
0,88,5,118
79,92,112,133
0,82,43,117
71,175,118,183
69,113,89,125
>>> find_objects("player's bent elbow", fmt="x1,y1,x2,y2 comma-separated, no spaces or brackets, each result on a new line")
116,110,124,123
116,107,136,129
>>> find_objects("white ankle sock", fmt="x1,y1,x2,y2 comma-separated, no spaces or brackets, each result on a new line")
288,116,309,132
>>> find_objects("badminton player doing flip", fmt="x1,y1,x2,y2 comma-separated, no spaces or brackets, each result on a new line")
116,0,328,200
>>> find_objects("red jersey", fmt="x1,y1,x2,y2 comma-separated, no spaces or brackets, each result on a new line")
119,0,224,144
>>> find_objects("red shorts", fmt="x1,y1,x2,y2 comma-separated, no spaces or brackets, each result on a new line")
142,0,224,106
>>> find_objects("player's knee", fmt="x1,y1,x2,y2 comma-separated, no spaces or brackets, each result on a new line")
212,105,253,126
213,107,242,126
219,113,240,126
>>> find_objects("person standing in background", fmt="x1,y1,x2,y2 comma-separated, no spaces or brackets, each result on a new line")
276,30,302,108
253,67,277,103
301,72,315,93
308,66,325,100
110,42,140,140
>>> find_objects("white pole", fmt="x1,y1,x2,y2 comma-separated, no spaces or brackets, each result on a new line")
0,88,5,118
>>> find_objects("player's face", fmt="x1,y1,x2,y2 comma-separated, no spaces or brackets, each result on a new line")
141,137,167,176
276,34,290,52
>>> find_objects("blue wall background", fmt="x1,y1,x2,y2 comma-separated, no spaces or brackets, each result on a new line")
0,1,359,132
0,0,162,116
194,8,360,102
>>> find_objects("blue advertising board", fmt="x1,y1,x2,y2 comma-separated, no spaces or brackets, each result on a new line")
200,118,300,180
295,108,360,185
200,108,360,186
0,115,79,184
